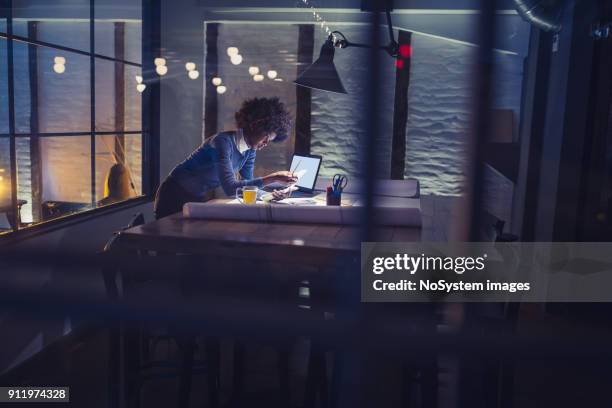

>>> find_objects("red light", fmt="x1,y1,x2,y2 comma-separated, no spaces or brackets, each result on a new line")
399,44,412,58
395,59,405,69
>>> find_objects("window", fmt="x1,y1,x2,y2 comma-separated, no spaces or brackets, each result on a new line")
0,0,150,235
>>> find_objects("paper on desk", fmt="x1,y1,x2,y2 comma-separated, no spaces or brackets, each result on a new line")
274,197,320,206
183,199,422,226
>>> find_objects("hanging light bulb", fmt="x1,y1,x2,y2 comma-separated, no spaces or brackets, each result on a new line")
154,57,166,66
212,77,222,86
216,85,227,94
267,70,278,79
54,56,66,65
136,83,146,93
226,47,239,57
248,66,259,76
135,75,143,84
230,54,243,65
188,70,200,79
53,63,66,74
185,62,196,71
253,74,264,82
156,65,168,76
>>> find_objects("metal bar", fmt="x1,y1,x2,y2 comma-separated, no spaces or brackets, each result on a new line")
466,0,497,241
90,0,96,207
114,22,126,164
7,0,18,231
0,32,142,67
3,131,143,138
204,22,219,139
361,8,382,243
27,21,42,223
141,0,161,197
390,30,412,179
385,8,395,45
294,24,314,155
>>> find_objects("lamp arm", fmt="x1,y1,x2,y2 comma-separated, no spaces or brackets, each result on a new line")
342,41,396,53
330,7,399,57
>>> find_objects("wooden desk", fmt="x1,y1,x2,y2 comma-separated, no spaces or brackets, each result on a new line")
109,212,421,407
114,213,421,265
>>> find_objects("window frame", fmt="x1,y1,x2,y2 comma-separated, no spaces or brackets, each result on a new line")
0,0,160,241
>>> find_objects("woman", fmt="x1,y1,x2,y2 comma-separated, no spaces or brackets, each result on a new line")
154,97,297,219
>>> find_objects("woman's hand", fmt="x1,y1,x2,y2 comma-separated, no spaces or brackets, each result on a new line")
263,171,298,185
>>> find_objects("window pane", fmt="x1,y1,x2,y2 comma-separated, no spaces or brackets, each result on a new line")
12,1,90,53
0,137,14,234
20,135,94,224
95,0,142,63
13,41,91,134
95,58,142,132
95,134,142,207
0,36,8,134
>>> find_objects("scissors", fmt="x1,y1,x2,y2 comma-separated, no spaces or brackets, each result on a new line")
332,174,348,193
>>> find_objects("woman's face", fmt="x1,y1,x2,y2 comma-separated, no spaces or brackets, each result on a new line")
248,132,277,151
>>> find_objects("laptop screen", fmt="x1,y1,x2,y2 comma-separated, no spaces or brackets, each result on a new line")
290,155,321,191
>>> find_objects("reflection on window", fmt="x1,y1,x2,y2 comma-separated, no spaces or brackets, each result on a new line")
95,0,142,63
2,1,145,232
13,41,91,134
12,1,91,52
14,136,88,225
0,36,8,134
95,134,142,207
0,138,14,234
95,60,142,132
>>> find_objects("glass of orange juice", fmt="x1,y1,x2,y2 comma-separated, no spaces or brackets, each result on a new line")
236,186,258,205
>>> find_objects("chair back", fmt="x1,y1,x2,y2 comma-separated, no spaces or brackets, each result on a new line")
102,212,146,299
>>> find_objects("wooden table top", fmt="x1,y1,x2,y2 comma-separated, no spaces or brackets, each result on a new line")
115,213,421,266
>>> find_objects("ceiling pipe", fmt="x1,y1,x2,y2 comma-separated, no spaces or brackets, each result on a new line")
512,0,568,33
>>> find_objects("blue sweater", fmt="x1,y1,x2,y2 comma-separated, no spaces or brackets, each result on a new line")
168,131,264,198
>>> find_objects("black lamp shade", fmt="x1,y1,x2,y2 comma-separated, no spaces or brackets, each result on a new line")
294,39,347,94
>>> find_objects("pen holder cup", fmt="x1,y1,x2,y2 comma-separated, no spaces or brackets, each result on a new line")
326,190,341,206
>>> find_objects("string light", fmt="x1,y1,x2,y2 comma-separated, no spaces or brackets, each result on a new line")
216,85,227,94
230,54,243,65
53,56,66,74
53,63,65,74
136,83,146,92
155,57,168,76
135,75,143,84
156,65,168,76
185,62,196,71
253,74,264,82
188,70,200,79
267,70,278,79
248,66,259,76
300,0,338,44
227,47,239,57
212,77,222,86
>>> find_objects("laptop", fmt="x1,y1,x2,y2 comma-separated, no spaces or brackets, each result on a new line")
264,154,322,197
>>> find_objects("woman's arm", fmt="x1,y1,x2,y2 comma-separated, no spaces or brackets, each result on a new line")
215,137,263,196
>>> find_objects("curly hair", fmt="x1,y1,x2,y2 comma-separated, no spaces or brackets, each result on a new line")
235,97,292,142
